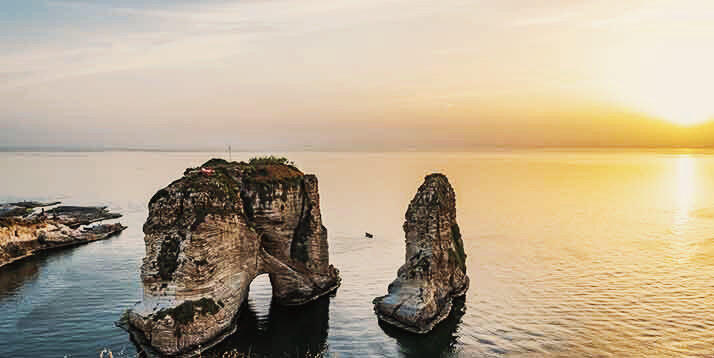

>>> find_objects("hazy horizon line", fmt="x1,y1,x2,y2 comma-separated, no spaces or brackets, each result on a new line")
4,145,714,154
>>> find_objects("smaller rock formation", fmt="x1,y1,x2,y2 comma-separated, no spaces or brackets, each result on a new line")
0,202,126,268
373,173,469,334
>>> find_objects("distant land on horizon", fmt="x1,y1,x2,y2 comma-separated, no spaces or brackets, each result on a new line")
4,111,714,152
4,145,714,154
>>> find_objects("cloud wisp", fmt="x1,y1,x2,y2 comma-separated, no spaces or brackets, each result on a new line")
1,0,713,150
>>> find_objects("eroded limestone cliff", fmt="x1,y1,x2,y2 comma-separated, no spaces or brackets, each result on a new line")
0,202,126,268
373,173,469,334
125,158,340,356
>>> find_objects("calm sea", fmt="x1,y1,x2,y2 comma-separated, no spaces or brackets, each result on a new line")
2,151,714,357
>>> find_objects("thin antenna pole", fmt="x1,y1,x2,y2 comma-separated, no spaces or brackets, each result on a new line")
228,145,232,161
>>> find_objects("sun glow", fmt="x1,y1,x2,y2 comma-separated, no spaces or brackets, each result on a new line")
617,66,713,127
600,30,714,127
651,94,713,127
645,55,713,127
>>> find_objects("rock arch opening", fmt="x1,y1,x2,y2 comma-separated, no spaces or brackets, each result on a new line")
125,159,340,356
246,274,273,324
204,278,333,357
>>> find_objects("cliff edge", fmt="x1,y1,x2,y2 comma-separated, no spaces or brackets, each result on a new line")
125,158,340,356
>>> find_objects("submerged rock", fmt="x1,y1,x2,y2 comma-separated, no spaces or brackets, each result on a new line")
125,158,340,356
0,202,126,268
373,173,469,334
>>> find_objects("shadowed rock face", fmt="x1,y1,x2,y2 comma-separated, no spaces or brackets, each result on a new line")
373,173,469,334
125,159,340,356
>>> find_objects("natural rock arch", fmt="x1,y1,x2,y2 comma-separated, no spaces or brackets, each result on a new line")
125,159,340,356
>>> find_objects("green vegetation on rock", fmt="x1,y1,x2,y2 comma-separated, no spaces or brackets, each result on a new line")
153,298,223,325
244,165,303,185
248,156,294,166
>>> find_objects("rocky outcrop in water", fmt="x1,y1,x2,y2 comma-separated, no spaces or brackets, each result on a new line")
0,202,126,268
125,158,340,356
46,205,123,228
373,173,469,334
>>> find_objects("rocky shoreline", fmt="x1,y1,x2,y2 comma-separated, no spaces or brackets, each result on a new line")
0,201,126,268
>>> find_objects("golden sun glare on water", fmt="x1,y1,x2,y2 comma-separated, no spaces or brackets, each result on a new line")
671,155,696,239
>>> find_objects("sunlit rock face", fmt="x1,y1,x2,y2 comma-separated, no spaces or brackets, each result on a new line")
0,202,125,268
126,159,340,356
373,173,469,334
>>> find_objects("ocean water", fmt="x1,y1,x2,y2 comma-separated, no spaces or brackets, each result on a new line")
2,150,714,357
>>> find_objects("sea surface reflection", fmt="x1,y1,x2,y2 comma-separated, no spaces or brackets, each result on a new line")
207,279,332,357
0,255,43,299
2,150,714,357
379,297,466,358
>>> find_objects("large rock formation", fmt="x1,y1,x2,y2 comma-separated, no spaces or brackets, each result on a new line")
125,158,340,356
373,173,469,334
0,202,126,268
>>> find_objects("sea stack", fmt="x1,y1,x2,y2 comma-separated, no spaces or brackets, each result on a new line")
373,173,469,334
125,158,340,356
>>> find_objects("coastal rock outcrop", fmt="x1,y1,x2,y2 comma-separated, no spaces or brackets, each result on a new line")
373,173,469,334
0,202,126,268
45,205,123,228
125,158,340,356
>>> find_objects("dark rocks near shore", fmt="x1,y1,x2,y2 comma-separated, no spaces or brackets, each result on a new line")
0,201,59,218
46,206,123,228
373,173,469,334
0,201,126,268
125,158,340,356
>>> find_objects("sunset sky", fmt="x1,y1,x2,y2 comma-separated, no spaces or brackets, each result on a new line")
1,0,713,150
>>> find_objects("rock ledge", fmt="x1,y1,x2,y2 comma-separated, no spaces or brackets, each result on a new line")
0,202,126,268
